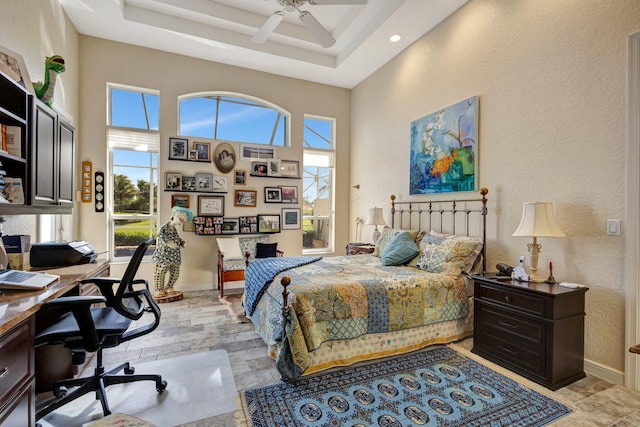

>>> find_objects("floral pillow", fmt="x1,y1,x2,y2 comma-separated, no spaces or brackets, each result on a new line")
415,235,483,275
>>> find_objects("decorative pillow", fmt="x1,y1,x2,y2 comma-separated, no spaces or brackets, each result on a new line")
256,242,278,258
380,231,420,266
372,228,419,257
239,235,270,259
415,236,483,275
216,237,243,259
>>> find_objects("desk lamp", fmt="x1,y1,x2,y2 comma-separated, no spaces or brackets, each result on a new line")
366,207,386,243
512,201,565,282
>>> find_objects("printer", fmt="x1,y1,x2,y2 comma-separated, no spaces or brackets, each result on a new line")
30,241,97,268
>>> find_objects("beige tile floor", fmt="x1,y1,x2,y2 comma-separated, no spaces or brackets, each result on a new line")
39,289,640,426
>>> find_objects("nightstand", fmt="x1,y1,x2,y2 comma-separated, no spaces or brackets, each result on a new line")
346,243,375,255
471,274,588,390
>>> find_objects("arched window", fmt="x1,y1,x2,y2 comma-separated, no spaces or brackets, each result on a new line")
178,93,290,146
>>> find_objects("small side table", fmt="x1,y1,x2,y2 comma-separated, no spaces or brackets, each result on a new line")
346,243,375,255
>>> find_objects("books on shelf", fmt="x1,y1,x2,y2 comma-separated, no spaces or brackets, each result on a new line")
2,177,24,204
3,125,21,157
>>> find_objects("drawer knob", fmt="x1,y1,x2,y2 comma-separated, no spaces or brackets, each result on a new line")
504,296,512,302
0,367,8,380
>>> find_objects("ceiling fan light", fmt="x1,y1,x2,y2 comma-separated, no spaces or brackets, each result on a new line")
252,11,285,44
299,11,336,48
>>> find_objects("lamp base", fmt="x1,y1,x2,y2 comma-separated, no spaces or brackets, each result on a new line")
372,228,381,243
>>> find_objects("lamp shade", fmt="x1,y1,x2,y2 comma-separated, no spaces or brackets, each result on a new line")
366,207,386,226
512,202,566,237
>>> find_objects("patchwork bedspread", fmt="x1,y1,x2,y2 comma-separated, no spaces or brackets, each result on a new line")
245,254,470,380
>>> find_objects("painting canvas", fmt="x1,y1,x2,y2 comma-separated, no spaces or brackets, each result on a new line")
410,96,478,195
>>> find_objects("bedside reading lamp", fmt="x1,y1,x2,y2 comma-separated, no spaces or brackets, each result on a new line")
366,207,386,243
512,201,565,282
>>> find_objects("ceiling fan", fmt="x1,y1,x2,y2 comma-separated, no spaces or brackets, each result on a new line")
252,0,367,48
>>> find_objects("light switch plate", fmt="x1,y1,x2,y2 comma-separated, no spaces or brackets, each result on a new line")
607,219,621,236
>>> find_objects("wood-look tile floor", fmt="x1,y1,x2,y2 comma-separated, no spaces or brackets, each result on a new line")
80,290,640,426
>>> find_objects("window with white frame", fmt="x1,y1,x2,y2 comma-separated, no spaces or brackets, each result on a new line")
302,115,335,253
178,93,289,146
108,84,159,259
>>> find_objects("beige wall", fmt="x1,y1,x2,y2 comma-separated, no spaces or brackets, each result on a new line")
77,37,351,288
351,0,640,374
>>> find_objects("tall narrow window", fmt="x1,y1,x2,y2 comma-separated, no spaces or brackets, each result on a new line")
108,84,159,259
303,115,335,253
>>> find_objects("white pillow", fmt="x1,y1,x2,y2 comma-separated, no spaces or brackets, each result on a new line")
216,237,243,259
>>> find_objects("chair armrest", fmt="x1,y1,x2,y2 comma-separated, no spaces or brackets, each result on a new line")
120,287,161,343
131,278,149,290
42,295,107,309
277,250,284,257
80,277,120,306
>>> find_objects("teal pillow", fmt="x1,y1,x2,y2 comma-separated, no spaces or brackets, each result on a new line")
380,231,420,266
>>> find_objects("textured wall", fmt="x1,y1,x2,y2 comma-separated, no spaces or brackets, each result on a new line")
351,0,640,372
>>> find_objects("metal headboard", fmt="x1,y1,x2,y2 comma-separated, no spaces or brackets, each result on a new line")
390,187,488,272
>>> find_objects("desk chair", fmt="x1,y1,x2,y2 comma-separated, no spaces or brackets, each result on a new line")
35,238,166,421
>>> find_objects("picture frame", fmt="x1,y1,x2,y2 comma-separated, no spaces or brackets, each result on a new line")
235,169,246,185
171,194,190,208
264,187,282,203
169,137,189,160
234,189,257,207
282,208,301,230
240,144,276,160
267,159,282,177
189,150,197,161
182,176,196,191
280,185,298,204
211,175,228,192
198,195,225,217
214,142,236,173
165,172,182,190
195,172,213,192
280,160,300,178
194,216,224,235
221,218,240,234
251,161,268,177
182,221,195,232
0,44,33,94
193,141,211,162
239,216,258,234
258,214,281,234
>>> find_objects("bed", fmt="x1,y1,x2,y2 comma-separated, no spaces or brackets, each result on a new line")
243,188,488,381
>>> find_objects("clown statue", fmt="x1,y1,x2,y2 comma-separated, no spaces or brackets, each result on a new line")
152,206,193,298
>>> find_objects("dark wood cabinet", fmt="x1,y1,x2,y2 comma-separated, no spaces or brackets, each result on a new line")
472,274,588,390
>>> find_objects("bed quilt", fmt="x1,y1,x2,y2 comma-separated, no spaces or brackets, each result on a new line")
245,254,469,380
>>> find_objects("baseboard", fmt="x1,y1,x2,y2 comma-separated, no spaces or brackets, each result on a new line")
584,358,624,386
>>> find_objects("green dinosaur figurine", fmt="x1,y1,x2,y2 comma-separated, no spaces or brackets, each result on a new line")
32,55,65,106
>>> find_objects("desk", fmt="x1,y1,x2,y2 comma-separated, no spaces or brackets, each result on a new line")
0,259,109,426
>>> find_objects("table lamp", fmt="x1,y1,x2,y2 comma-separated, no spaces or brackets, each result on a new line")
366,207,386,243
512,201,565,282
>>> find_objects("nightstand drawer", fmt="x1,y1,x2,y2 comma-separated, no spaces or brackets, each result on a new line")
475,331,545,378
476,303,544,345
476,283,546,317
0,321,33,411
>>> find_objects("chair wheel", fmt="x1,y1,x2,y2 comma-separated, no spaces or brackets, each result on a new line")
124,366,135,375
54,386,68,399
157,380,167,393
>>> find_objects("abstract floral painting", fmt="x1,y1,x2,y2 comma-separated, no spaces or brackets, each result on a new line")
410,96,478,194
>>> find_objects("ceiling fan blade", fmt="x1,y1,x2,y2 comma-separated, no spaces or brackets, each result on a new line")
252,11,285,44
299,11,336,48
308,0,367,5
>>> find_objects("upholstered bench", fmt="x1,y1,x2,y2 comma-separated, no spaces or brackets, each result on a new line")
216,235,282,297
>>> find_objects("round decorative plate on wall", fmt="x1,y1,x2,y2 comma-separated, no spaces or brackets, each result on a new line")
95,171,104,212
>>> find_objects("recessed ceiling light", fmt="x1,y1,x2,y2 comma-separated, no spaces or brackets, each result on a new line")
389,34,402,43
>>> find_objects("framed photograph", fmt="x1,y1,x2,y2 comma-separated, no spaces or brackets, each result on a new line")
165,172,182,190
239,216,258,234
182,176,196,191
193,142,211,162
280,160,300,178
169,137,189,160
251,161,268,176
282,208,301,230
258,214,281,234
264,187,282,203
234,189,257,207
267,159,281,177
183,221,195,232
198,195,224,217
195,172,213,192
171,194,190,208
211,175,228,192
240,145,276,160
235,169,246,185
0,44,33,94
194,216,224,235
280,185,298,203
189,150,197,160
214,142,236,173
221,218,240,234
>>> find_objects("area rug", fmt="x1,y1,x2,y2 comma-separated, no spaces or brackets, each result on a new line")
239,346,572,427
39,350,237,427
220,293,250,323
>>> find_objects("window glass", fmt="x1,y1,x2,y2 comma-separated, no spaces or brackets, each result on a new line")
110,87,159,130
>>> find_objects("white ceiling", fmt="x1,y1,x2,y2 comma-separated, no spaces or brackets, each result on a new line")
57,0,468,88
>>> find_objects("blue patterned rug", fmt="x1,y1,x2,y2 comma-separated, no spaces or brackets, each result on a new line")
242,346,572,426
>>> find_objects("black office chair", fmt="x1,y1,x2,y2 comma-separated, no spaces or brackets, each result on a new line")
35,238,167,421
